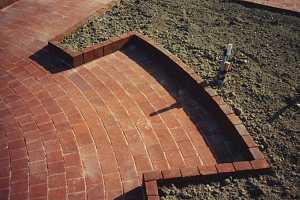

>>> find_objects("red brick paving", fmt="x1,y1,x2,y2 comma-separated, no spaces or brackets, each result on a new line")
0,43,249,198
240,0,300,12
0,0,273,199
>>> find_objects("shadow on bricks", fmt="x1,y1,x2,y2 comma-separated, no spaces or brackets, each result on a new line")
29,46,72,73
115,186,143,200
121,43,251,164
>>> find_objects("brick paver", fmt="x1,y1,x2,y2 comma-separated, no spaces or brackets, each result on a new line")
0,0,273,199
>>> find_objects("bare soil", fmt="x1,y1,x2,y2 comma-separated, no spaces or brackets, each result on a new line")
61,0,300,199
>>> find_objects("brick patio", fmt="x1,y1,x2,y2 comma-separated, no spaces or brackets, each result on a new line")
0,0,275,200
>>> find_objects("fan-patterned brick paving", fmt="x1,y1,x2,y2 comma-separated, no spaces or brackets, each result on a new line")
0,0,278,199
0,46,248,199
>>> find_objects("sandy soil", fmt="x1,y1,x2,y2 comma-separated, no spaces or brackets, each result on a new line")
61,0,300,199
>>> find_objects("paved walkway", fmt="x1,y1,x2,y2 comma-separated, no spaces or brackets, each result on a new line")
0,1,141,200
0,0,271,200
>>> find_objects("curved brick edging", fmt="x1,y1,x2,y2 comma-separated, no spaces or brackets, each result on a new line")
48,32,271,199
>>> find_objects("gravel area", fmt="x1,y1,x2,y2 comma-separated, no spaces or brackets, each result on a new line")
61,0,300,199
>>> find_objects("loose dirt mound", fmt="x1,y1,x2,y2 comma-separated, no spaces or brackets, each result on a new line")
61,0,300,199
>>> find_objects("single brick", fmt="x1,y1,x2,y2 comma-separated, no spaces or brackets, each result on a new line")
204,87,217,97
180,167,199,177
233,161,253,171
235,124,249,136
250,159,269,170
198,165,217,175
48,188,66,200
72,53,83,67
220,104,234,115
144,181,158,196
103,38,124,55
94,46,104,58
242,135,258,148
143,171,162,182
249,147,264,160
30,183,47,198
212,96,225,105
216,163,235,174
227,114,242,125
161,169,181,179
67,178,85,193
83,48,95,63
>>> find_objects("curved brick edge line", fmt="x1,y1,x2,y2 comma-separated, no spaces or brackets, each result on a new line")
142,161,271,199
234,0,300,15
130,33,270,163
125,33,272,200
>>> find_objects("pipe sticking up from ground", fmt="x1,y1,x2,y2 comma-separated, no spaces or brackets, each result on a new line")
221,43,232,71
215,44,233,86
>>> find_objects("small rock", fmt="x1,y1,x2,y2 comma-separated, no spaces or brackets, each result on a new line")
206,185,212,191
223,178,231,185
234,107,243,116
180,191,192,199
242,59,248,64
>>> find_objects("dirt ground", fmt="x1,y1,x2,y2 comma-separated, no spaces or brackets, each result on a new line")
61,0,300,199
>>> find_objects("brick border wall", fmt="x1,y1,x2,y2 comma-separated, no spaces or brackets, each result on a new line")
48,32,271,199
143,159,270,200
48,32,134,67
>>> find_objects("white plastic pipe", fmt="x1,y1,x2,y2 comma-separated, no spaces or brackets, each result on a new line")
226,43,233,57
